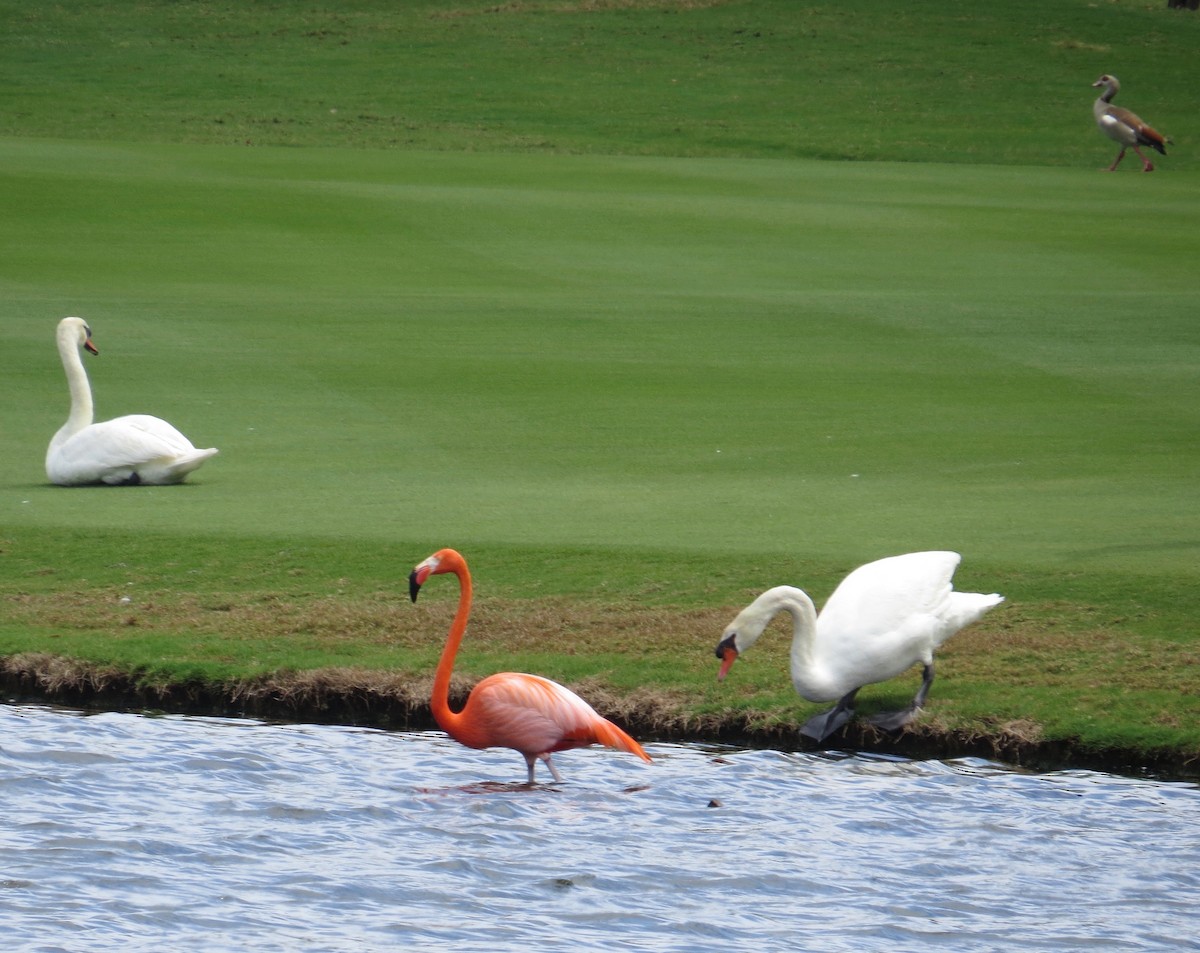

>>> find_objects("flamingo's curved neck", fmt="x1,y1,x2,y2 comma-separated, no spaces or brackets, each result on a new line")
59,332,94,437
431,562,473,735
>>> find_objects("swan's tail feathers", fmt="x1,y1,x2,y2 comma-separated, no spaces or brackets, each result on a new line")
977,592,1005,612
592,718,652,763
170,446,218,476
946,591,1005,634
148,447,219,484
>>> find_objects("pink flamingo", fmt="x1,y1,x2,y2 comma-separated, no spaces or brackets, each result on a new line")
409,548,651,783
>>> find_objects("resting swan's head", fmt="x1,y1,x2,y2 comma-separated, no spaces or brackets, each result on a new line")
58,316,98,356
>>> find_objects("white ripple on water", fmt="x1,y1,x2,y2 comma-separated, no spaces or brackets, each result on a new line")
0,704,1198,953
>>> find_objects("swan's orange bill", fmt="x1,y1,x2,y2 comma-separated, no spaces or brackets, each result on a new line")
717,645,738,681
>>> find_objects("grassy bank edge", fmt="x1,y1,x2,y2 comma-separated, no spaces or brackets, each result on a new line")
4,653,1196,782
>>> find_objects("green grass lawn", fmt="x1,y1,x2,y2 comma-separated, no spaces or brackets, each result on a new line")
1,0,1198,769
3,0,1198,167
4,142,1196,570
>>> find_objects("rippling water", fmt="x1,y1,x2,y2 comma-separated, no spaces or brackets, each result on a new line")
1,704,1198,952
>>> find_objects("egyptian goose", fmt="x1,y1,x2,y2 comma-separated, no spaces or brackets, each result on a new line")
1092,74,1169,172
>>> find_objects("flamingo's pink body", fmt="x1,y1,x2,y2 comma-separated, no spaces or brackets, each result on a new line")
409,548,651,783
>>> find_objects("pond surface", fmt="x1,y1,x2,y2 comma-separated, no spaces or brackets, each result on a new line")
1,704,1197,952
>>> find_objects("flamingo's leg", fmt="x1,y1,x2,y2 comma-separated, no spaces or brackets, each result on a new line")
540,753,564,783
524,752,563,783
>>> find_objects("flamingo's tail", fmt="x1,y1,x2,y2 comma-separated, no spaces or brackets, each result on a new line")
593,718,652,763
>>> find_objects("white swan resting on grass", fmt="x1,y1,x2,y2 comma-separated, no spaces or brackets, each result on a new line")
715,551,1004,742
46,317,218,486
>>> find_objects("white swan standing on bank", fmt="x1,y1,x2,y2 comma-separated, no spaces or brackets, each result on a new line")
715,551,1003,743
46,317,218,486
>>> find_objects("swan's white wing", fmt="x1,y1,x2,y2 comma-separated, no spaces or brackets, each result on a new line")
110,414,198,448
819,552,959,634
813,552,963,689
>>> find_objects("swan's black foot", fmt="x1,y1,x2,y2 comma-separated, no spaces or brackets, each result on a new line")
105,471,141,486
800,689,860,743
867,706,921,734
801,706,854,743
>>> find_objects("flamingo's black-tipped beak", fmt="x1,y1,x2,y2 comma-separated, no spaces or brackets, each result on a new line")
409,562,434,602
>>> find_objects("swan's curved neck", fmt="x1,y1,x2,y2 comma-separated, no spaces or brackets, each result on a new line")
58,328,94,436
777,590,819,677
431,562,472,735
